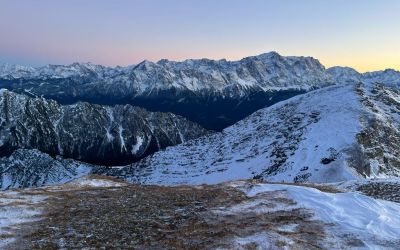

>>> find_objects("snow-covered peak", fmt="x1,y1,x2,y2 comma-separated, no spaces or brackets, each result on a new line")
363,68,400,87
0,63,36,78
0,62,132,80
134,60,158,70
327,66,400,87
327,66,362,84
253,51,281,59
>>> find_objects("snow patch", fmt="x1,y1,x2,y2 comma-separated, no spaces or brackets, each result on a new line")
118,125,126,152
0,89,8,95
245,183,400,247
131,136,144,155
277,223,298,233
105,107,115,142
231,233,271,249
67,177,126,188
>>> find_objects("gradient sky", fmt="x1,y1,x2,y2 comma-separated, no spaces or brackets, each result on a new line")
0,0,399,72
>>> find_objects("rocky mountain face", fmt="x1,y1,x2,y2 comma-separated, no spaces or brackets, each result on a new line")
96,83,400,185
0,89,208,166
0,52,334,130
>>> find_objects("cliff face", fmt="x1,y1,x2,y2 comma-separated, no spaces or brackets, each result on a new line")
0,89,209,165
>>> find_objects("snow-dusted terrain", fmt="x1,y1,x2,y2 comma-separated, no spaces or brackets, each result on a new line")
1,177,399,249
98,83,400,184
0,189,47,248
0,176,125,248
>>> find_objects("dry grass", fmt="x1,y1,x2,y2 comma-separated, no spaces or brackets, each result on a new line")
7,179,337,249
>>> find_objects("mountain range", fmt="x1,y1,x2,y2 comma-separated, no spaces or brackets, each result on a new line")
2,52,399,131
0,52,343,130
1,52,400,190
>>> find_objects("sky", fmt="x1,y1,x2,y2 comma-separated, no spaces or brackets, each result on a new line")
0,0,399,72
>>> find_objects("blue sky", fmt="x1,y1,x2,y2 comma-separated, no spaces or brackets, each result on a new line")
0,0,399,71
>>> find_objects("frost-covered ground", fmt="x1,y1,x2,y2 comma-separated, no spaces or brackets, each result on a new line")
0,190,47,248
1,176,399,249
0,176,126,248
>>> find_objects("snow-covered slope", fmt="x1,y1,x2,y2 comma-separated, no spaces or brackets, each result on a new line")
239,182,400,249
97,83,400,184
0,89,208,165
